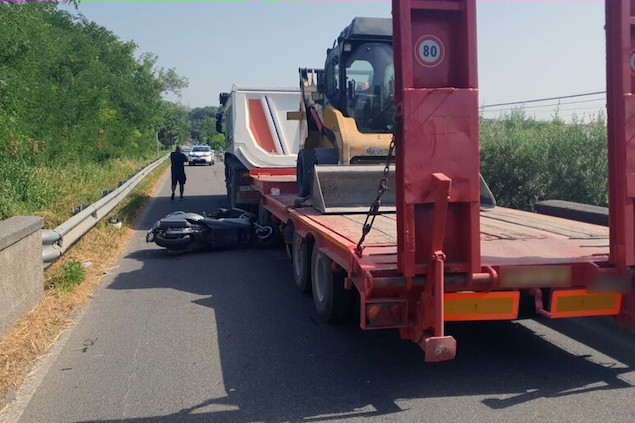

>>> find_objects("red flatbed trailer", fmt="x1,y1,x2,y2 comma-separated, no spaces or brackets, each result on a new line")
253,172,625,361
250,0,635,362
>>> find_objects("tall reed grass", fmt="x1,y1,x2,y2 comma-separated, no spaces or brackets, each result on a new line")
0,158,156,227
480,110,607,211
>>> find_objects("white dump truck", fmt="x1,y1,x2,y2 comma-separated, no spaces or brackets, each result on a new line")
217,86,301,211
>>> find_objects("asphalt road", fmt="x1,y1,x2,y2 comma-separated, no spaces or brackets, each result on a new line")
4,162,635,423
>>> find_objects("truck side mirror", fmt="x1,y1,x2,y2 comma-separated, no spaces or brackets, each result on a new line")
215,113,224,134
219,92,230,107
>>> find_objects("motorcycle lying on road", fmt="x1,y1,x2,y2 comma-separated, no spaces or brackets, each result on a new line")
146,208,276,253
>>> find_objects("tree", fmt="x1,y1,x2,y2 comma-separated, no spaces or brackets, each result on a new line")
188,106,219,143
158,102,191,148
0,2,188,162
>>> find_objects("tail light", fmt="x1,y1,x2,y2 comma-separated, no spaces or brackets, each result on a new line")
364,301,406,328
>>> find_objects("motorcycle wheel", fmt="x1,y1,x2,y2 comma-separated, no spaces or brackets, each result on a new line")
154,233,193,250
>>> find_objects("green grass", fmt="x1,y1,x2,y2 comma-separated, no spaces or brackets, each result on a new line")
0,157,163,228
49,260,85,293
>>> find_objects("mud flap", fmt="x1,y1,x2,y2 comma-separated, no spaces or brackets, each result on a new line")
311,165,396,214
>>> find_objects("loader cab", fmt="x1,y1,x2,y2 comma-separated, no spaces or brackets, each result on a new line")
324,17,394,134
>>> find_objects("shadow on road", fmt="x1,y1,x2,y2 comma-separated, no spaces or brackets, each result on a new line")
65,165,635,421
89,237,635,422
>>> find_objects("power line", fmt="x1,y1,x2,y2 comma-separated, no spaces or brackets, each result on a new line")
480,90,606,109
482,97,606,113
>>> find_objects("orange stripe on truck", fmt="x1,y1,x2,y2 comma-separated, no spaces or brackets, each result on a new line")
550,289,622,318
248,99,277,153
444,291,520,321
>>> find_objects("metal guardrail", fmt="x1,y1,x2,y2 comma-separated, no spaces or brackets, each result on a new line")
42,155,168,267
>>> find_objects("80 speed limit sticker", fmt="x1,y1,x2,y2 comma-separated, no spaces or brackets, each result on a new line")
415,35,445,68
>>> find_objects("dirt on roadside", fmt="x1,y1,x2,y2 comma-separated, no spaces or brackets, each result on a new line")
0,164,168,413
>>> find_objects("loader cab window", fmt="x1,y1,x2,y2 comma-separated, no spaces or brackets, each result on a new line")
325,59,340,107
345,43,394,133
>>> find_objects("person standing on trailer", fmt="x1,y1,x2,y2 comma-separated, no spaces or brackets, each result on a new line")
170,145,188,201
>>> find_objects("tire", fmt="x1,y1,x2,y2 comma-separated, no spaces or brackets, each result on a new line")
296,149,311,197
292,231,311,293
154,234,193,250
226,163,237,209
311,247,353,323
258,201,271,225
297,148,339,197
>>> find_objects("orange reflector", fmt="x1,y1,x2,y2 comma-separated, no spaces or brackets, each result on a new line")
444,292,520,321
550,289,622,318
367,305,382,321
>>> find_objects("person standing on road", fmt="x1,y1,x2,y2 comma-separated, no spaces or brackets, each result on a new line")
170,145,189,201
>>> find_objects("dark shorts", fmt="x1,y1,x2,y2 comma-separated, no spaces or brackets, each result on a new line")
171,173,186,186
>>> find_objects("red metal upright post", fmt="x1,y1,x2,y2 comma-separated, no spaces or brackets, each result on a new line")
606,0,635,326
392,0,480,361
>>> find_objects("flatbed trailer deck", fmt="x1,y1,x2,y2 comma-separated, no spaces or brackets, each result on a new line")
254,173,626,356
266,192,610,267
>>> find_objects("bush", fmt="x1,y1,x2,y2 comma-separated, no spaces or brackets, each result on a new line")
480,110,607,210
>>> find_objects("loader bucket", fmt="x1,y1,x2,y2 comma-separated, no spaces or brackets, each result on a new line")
310,165,496,214
311,165,396,214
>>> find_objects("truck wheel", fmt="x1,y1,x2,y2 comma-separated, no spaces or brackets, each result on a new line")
226,163,237,208
296,150,311,197
292,232,311,293
311,247,352,323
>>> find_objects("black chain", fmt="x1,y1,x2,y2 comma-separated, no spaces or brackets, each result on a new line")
355,130,397,257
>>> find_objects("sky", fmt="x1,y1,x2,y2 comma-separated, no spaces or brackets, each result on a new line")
64,0,607,121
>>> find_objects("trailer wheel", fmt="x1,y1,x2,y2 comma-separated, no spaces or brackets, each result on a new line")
292,232,311,293
311,247,352,323
226,163,237,208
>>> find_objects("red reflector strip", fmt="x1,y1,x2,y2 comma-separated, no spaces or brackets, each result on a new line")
248,99,277,153
444,292,520,322
550,289,622,318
